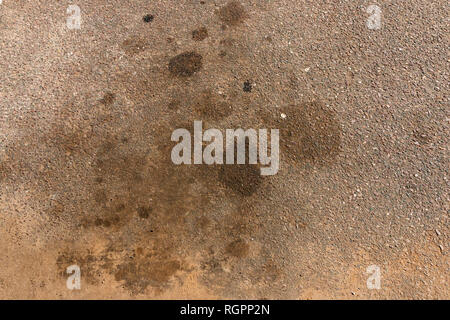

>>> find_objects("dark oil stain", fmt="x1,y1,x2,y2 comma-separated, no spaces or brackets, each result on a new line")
217,1,248,27
142,14,154,23
168,51,203,77
137,206,151,219
243,80,252,92
225,239,249,258
192,27,208,41
93,215,120,228
99,92,115,106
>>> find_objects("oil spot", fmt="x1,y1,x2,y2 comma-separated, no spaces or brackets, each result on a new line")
192,90,232,121
99,92,115,106
168,51,203,77
137,206,151,219
122,37,148,55
267,101,341,164
142,14,154,23
192,27,208,41
217,1,248,27
93,215,120,228
225,239,249,258
219,164,261,196
243,80,252,92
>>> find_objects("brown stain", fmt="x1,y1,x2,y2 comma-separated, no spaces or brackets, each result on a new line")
56,250,102,285
137,206,151,219
192,90,232,121
115,258,182,294
225,239,249,258
7,33,291,297
99,92,116,106
168,51,203,77
192,27,208,41
265,101,341,164
217,1,248,27
0,160,11,183
219,164,261,196
12,98,279,295
121,37,148,55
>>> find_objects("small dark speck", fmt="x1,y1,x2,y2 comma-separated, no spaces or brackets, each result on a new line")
143,14,154,23
243,80,252,92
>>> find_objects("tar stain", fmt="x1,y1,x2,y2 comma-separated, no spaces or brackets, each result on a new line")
243,80,252,92
192,27,208,41
168,51,203,77
143,14,154,23
217,1,248,27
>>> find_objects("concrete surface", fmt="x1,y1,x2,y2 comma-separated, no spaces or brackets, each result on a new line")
0,0,448,299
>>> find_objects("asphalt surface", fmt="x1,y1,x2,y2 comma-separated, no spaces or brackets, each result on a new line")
0,0,448,299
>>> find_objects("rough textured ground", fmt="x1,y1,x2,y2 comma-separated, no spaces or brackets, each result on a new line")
0,0,448,299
